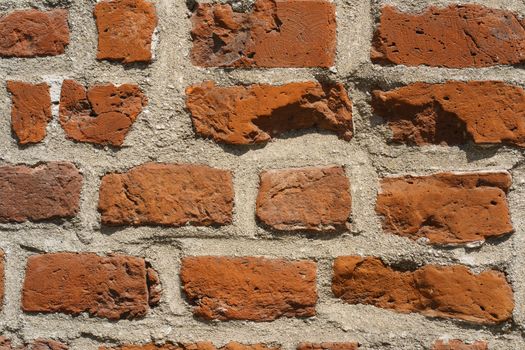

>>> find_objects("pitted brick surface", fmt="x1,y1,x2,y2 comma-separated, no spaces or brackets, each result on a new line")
186,81,352,144
372,5,525,68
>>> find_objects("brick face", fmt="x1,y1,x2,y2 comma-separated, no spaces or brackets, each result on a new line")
376,172,513,244
371,5,525,68
6,81,52,145
372,81,525,147
256,166,352,232
432,340,488,350
297,343,358,350
180,256,317,321
332,256,514,324
101,342,279,350
0,10,69,57
0,162,82,223
0,338,68,350
186,81,352,144
21,253,160,320
59,80,147,146
191,0,336,67
98,163,234,226
94,0,158,63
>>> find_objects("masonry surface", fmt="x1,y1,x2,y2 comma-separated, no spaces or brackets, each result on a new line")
1,0,525,349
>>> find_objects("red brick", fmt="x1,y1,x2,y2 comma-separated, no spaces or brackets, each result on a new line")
95,0,158,63
21,252,160,320
59,80,147,146
376,172,513,245
0,162,82,223
98,163,234,227
372,81,525,147
0,338,67,350
101,342,278,350
297,343,358,350
371,5,525,68
0,251,4,311
332,257,514,324
0,9,69,57
180,256,317,321
186,81,353,144
256,166,351,232
191,0,336,67
432,340,488,350
6,81,51,144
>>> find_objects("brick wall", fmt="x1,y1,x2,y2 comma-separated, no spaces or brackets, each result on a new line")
0,0,524,349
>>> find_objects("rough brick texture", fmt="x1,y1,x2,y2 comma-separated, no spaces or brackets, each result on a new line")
101,342,278,350
98,163,234,226
297,343,358,350
6,81,51,145
256,166,351,232
59,80,147,146
432,340,488,350
0,162,82,223
186,81,353,144
376,172,513,245
94,0,158,63
372,5,525,68
191,0,336,67
0,9,69,57
372,81,525,147
332,257,514,324
21,253,160,320
180,256,317,321
0,338,68,350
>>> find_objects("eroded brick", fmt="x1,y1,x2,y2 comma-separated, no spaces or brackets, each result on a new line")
98,163,234,227
186,81,352,144
256,166,351,232
297,343,358,350
371,5,525,68
0,9,69,57
191,0,336,67
332,257,514,324
94,0,158,63
372,81,525,147
180,256,317,321
59,80,147,146
22,253,160,320
376,172,513,245
432,340,488,350
0,162,82,223
101,342,279,350
7,81,51,144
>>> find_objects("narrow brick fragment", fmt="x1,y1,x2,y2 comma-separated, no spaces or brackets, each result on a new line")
376,172,513,245
180,256,317,321
22,253,160,320
98,163,234,227
95,0,158,63
191,0,336,67
0,337,68,350
0,9,69,57
7,81,51,144
0,162,82,223
432,340,488,350
372,81,525,147
101,342,278,350
59,80,147,146
0,251,4,310
332,257,514,324
297,343,358,350
372,5,525,68
256,166,351,232
186,81,353,144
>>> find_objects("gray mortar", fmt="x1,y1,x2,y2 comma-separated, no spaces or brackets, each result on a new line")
0,0,525,349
